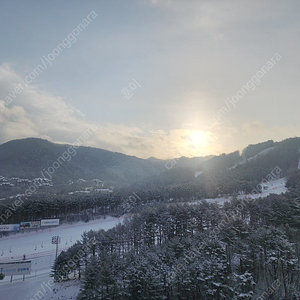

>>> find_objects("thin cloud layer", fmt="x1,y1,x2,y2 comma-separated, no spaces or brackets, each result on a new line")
0,64,216,158
0,63,299,159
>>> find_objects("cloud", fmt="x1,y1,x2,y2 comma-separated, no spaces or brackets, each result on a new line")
149,0,224,39
241,122,300,143
0,64,298,160
242,121,268,135
149,0,173,6
0,63,86,142
0,63,218,159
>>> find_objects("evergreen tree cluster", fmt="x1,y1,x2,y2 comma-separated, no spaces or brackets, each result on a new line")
52,192,300,299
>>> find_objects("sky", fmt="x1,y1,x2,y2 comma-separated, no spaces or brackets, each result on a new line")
0,0,299,159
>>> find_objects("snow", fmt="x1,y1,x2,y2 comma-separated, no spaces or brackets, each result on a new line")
194,171,204,178
190,178,287,206
0,215,124,299
0,272,80,300
246,178,287,198
229,147,275,170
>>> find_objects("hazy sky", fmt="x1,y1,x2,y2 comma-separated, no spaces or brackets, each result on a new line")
0,0,299,159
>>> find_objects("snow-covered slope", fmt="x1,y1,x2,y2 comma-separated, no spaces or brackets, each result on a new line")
229,147,275,170
190,178,287,206
0,216,123,299
0,272,80,300
0,216,123,263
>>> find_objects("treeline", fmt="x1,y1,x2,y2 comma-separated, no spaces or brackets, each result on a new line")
242,140,275,159
0,164,296,228
54,191,300,299
0,177,274,228
0,190,173,226
0,194,120,225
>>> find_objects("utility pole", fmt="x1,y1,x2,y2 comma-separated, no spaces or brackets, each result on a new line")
52,235,61,278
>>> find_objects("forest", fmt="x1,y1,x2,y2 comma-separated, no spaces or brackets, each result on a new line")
51,171,300,299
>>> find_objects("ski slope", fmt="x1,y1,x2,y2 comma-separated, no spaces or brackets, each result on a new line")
228,147,276,170
0,215,124,293
191,178,287,206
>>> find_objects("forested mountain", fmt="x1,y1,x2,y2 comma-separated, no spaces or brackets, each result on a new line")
0,138,212,186
0,138,166,186
139,137,300,197
242,140,275,159
0,137,300,192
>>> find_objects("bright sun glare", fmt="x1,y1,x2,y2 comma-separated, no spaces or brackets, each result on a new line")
188,131,209,148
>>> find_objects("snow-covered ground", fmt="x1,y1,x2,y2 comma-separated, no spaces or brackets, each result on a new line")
191,178,287,206
0,216,124,299
0,272,80,300
228,147,276,170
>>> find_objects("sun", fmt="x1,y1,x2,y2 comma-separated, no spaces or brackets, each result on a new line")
189,131,207,146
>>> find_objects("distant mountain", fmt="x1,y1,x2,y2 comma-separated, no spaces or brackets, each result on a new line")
0,138,211,187
1,137,300,191
138,137,300,196
0,138,166,186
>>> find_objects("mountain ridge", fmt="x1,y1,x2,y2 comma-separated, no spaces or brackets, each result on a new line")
0,137,211,186
1,137,300,191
